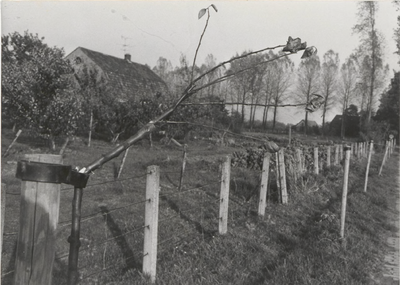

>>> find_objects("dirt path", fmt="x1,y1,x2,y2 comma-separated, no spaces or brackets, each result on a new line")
381,151,400,284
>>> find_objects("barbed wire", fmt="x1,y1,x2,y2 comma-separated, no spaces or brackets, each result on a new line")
159,180,221,199
77,224,147,256
60,173,147,192
158,197,220,224
58,198,149,228
163,121,271,143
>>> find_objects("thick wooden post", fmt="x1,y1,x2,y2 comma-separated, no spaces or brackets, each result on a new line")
143,165,160,283
219,156,231,234
288,125,292,145
277,149,288,204
363,141,374,192
340,147,351,238
14,154,62,285
258,154,271,216
313,147,319,175
335,145,339,165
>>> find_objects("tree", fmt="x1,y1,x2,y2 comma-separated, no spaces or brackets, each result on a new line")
269,52,294,131
394,1,400,65
320,50,339,135
338,55,359,138
1,31,81,149
227,51,267,125
374,72,400,137
353,1,387,125
295,55,321,134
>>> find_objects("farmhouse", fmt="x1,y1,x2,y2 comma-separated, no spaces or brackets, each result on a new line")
329,114,360,137
293,119,319,133
65,47,169,102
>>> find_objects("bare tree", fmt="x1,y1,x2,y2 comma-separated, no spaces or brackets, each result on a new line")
320,50,339,135
338,55,359,138
353,1,387,125
270,52,294,131
295,55,321,134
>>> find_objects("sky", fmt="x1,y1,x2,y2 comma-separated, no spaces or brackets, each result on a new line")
1,0,399,125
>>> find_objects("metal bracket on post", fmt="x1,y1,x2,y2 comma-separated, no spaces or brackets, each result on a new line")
16,160,90,188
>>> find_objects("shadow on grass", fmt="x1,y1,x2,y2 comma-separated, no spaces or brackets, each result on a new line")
99,206,142,274
160,195,217,239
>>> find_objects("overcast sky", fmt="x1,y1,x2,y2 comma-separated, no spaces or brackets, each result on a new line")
1,0,399,124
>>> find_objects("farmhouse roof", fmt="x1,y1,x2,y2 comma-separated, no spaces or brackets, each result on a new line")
294,119,319,128
65,47,169,101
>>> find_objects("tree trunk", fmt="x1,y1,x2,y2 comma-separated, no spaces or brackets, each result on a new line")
304,112,309,135
50,138,56,151
88,109,93,147
272,103,278,131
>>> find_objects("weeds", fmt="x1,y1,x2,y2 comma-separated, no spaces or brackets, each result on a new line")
1,130,397,284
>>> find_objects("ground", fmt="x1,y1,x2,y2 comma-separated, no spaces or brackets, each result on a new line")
1,128,399,284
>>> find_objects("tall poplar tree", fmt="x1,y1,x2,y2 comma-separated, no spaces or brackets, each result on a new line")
295,55,321,134
320,50,339,135
352,1,387,126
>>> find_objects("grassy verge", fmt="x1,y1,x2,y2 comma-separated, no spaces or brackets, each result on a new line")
1,129,398,284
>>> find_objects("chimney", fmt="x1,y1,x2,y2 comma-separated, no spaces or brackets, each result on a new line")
124,54,131,62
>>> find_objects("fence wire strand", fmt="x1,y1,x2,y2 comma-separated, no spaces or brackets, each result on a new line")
58,198,148,228
160,180,221,199
60,173,147,192
77,224,147,256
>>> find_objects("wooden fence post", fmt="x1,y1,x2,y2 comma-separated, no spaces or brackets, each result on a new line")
277,149,288,204
288,125,292,145
341,144,345,161
340,147,351,238
143,165,160,283
335,145,339,165
219,156,231,235
178,144,187,192
14,154,62,285
313,147,319,175
363,141,374,192
326,146,331,168
295,148,303,173
378,141,389,176
1,183,5,267
258,153,271,216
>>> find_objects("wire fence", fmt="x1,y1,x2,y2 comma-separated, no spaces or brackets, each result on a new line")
1,135,395,284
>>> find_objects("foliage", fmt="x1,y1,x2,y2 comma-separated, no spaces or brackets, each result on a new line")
166,96,229,139
352,1,388,124
374,72,400,139
227,51,268,125
320,50,339,133
1,31,81,148
295,55,321,134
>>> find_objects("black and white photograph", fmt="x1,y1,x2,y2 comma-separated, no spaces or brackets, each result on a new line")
1,1,399,284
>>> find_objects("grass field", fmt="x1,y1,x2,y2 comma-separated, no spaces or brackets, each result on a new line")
1,128,398,284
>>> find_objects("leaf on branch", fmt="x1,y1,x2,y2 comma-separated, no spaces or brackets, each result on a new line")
211,4,218,12
305,93,324,112
282,36,306,53
301,46,318,59
198,8,207,19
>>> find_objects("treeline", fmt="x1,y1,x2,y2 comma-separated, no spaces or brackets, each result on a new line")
2,3,399,148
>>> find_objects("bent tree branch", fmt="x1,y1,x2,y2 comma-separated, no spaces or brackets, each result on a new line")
83,48,297,173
